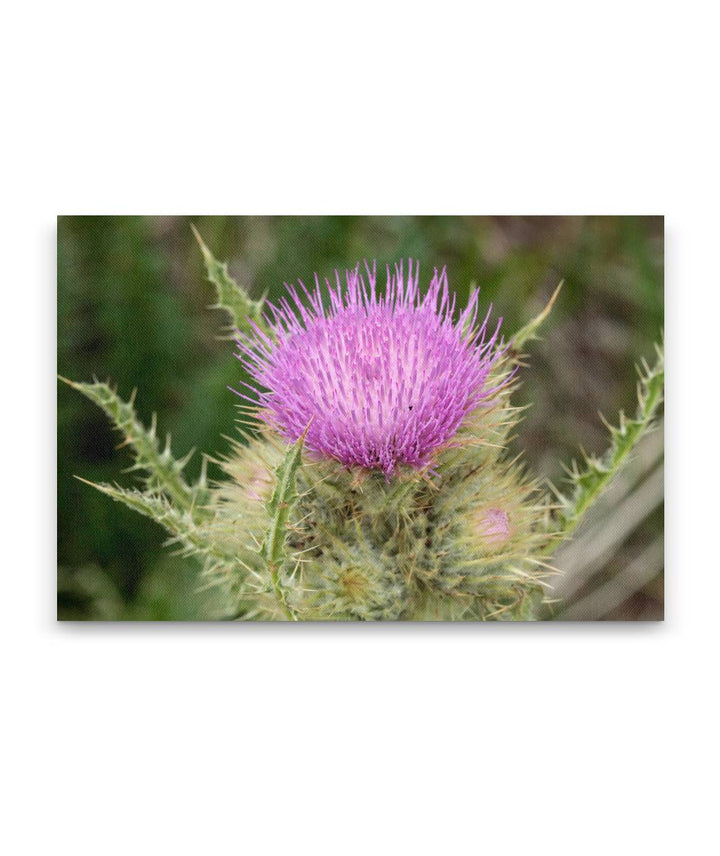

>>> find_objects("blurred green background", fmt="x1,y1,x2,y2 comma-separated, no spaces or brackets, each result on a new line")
57,216,664,620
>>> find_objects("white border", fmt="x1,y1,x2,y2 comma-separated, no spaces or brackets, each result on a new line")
3,3,715,854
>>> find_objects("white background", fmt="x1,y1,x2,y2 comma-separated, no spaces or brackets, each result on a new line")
2,1,717,854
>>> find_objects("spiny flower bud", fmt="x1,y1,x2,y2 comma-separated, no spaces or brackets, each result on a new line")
476,507,512,547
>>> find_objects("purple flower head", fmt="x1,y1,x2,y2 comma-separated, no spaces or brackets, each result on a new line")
236,260,505,477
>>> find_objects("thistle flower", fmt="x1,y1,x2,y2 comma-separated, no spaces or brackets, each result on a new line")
236,261,505,477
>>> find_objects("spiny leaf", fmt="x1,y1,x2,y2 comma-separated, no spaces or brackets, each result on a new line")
61,377,209,520
511,280,564,354
75,479,243,570
191,224,265,335
259,425,310,619
547,340,664,549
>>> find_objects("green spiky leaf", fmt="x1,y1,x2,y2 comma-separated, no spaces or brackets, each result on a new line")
191,224,265,335
548,341,664,547
75,479,246,571
61,378,209,520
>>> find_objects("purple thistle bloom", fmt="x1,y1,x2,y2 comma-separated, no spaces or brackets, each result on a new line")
235,260,505,477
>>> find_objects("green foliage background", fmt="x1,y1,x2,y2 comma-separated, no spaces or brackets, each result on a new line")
57,216,663,620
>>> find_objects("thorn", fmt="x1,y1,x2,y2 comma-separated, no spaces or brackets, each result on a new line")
190,222,210,260
299,417,313,442
511,279,564,351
